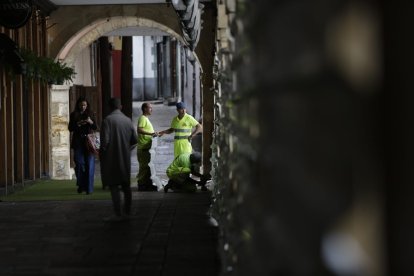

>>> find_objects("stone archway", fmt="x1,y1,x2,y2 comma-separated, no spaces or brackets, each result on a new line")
57,16,187,67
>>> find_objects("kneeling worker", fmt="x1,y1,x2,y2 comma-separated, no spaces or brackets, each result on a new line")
164,152,209,192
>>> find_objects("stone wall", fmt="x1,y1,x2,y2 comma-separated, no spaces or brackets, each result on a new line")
211,0,384,275
49,85,72,180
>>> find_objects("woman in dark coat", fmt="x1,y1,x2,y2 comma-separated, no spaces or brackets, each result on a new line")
68,97,98,194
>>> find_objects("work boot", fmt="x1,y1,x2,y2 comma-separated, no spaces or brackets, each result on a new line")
138,179,157,191
164,184,170,193
147,184,158,191
164,180,174,193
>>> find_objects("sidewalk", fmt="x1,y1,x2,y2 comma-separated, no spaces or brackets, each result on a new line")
0,192,219,276
0,102,220,276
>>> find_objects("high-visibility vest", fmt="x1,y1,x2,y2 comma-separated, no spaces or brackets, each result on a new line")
170,113,199,157
137,115,154,150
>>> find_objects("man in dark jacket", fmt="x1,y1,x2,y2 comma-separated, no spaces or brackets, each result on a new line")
100,98,138,222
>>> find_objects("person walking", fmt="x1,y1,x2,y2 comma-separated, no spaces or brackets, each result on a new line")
164,151,208,192
100,98,138,222
137,102,158,191
68,97,98,194
159,102,202,157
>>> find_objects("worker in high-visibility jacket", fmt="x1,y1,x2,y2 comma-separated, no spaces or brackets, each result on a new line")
136,102,159,191
159,102,202,157
164,151,206,192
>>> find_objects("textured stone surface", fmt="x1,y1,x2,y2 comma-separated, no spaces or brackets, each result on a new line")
0,192,219,276
211,0,384,275
50,85,71,180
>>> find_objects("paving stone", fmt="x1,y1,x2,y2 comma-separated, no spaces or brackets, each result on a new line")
0,192,219,275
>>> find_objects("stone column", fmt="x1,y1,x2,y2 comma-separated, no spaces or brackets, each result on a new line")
49,84,72,180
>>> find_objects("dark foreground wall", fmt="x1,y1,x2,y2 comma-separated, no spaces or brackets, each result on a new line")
211,0,413,275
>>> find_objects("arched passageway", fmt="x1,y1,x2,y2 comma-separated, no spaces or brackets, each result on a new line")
47,3,216,173
48,14,209,180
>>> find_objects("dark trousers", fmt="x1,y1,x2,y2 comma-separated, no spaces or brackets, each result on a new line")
109,182,132,216
137,149,152,186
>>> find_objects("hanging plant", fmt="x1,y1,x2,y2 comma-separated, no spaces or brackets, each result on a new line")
19,48,39,79
19,48,76,85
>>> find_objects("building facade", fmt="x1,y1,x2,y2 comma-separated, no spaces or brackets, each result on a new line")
0,1,56,193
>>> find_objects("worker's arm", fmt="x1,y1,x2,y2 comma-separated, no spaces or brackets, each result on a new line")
138,127,158,137
188,123,202,141
158,127,174,136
